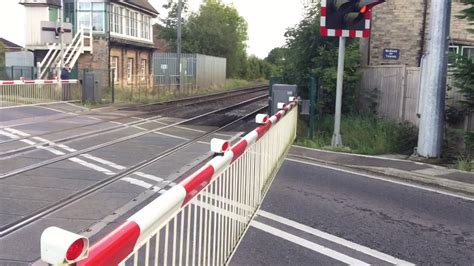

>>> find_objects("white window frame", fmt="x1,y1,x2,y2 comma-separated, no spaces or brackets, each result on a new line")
127,58,134,83
77,1,105,33
111,56,119,82
448,45,460,66
109,5,154,43
140,59,147,81
461,46,474,60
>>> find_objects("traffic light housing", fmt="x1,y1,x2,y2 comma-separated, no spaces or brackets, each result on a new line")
55,27,61,39
321,0,385,38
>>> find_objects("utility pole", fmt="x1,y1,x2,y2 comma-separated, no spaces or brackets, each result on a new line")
59,0,64,79
331,36,346,147
176,0,182,92
417,0,452,158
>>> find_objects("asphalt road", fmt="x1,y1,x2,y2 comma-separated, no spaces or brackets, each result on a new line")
231,158,474,265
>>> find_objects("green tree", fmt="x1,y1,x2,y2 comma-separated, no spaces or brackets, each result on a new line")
281,4,360,114
0,42,5,67
183,0,248,77
154,0,190,51
264,47,288,77
458,0,474,30
454,0,474,112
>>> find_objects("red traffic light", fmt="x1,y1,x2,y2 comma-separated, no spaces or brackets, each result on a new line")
357,0,385,12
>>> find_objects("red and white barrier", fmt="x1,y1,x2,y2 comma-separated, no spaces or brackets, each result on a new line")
41,99,298,266
0,79,78,85
0,79,80,108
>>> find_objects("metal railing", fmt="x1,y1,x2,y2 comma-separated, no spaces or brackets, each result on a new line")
40,100,298,265
0,79,82,108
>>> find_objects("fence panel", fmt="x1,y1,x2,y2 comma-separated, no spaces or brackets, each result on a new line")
0,79,81,108
40,101,298,266
360,65,471,127
404,67,421,126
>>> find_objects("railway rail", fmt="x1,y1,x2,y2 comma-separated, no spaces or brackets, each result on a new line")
0,88,267,159
0,94,269,237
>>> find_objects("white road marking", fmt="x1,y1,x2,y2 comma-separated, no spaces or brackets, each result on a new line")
57,144,77,152
37,146,66,155
121,177,154,189
286,157,474,202
251,220,370,265
81,154,126,170
0,130,19,139
68,157,116,175
32,136,55,145
20,139,36,145
4,127,30,137
134,171,164,183
258,210,414,265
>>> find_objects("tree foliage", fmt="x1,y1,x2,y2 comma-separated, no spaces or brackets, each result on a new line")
155,0,250,78
0,42,5,67
454,0,474,112
183,0,248,77
459,0,474,32
272,5,361,114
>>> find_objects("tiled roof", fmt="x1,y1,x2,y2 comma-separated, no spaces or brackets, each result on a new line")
0,38,23,50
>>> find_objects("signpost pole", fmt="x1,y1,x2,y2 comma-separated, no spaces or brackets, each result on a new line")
331,36,346,147
308,77,317,139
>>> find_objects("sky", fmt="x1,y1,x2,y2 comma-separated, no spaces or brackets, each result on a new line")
0,0,307,58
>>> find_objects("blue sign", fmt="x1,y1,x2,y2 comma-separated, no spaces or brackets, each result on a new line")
383,49,400,60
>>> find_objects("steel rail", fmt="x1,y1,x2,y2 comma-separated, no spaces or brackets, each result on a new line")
0,94,267,180
0,87,267,145
0,90,267,158
0,104,268,237
0,85,267,131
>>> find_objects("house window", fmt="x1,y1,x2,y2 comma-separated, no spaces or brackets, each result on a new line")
448,46,459,66
130,12,138,37
127,58,134,83
462,46,474,61
77,1,105,32
110,5,152,41
112,5,122,34
49,7,58,22
140,59,147,80
111,56,119,82
125,9,131,35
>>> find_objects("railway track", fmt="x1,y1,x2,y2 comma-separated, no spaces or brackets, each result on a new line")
0,85,267,131
0,94,268,237
0,87,268,159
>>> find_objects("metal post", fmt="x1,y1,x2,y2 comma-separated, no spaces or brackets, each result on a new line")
308,77,316,139
59,0,64,78
176,0,182,93
331,36,346,147
112,71,115,103
417,0,452,158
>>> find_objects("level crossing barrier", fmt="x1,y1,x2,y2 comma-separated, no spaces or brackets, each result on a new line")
0,79,81,107
40,99,298,265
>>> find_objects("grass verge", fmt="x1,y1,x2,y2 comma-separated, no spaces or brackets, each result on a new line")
297,114,418,155
99,79,267,104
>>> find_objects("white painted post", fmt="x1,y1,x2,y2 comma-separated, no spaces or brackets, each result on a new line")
331,36,346,147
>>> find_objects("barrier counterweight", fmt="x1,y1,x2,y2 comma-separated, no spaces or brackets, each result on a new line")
40,101,298,266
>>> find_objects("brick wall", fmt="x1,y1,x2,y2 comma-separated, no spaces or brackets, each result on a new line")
110,45,153,87
363,0,474,67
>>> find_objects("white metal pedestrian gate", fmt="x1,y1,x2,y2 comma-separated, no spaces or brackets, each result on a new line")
0,79,81,107
40,100,298,265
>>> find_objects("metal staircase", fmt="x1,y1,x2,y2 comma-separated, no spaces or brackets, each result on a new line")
37,26,93,79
